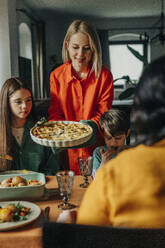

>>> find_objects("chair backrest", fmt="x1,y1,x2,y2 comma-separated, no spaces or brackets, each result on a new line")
42,221,165,248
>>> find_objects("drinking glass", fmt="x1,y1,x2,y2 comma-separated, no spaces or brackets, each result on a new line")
56,170,76,210
78,156,93,188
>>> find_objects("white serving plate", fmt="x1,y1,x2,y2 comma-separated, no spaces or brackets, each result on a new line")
0,201,41,231
30,121,93,148
0,172,45,201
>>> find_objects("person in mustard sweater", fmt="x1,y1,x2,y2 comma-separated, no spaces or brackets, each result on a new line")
48,19,114,175
76,55,165,228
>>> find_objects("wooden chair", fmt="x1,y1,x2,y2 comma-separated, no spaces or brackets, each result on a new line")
42,221,165,248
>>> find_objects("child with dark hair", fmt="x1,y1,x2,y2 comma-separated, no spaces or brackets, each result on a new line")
0,77,60,174
92,108,130,178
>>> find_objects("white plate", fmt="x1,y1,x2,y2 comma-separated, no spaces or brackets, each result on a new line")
30,121,93,148
0,201,41,231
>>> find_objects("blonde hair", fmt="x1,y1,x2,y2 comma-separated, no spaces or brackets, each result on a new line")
62,19,102,78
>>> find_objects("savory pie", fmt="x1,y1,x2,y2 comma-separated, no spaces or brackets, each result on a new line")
32,121,92,141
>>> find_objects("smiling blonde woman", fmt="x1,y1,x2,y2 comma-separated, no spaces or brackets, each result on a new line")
48,19,114,174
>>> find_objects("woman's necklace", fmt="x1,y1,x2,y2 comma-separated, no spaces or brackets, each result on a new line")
79,71,88,79
72,65,88,80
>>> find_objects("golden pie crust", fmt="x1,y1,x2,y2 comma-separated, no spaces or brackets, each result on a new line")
32,121,92,141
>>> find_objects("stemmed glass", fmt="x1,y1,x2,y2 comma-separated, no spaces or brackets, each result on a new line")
78,156,93,188
56,170,76,210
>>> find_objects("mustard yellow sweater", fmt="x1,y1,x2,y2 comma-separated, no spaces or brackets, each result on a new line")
77,139,165,228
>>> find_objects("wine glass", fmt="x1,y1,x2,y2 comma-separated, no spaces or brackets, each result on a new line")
78,156,93,188
56,170,76,210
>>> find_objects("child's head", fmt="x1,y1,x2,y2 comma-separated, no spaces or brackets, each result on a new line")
99,109,130,152
0,77,35,171
0,77,35,124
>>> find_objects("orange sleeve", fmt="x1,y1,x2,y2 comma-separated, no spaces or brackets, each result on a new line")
91,67,114,126
48,72,65,121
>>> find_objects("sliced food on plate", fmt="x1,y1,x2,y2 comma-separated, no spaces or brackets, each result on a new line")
0,201,41,231
0,202,31,223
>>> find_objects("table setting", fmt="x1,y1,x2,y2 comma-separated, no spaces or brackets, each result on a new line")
0,170,92,248
0,120,94,247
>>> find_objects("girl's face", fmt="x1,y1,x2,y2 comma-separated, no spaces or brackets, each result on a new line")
67,32,92,72
9,89,32,121
104,129,127,154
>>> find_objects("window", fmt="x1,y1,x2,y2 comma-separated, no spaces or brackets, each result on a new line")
18,23,33,92
109,33,149,100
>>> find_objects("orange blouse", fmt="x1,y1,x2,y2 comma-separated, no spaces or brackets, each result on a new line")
48,62,114,174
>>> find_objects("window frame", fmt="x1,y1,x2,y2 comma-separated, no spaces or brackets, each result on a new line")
109,35,149,101
109,37,149,68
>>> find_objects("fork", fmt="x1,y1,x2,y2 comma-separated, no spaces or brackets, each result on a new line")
43,206,50,221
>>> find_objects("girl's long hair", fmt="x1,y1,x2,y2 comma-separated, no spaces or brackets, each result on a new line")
62,19,102,78
0,77,35,171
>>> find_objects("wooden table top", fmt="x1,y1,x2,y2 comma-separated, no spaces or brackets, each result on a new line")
0,175,92,248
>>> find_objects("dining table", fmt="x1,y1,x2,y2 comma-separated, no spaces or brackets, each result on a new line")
0,175,92,248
